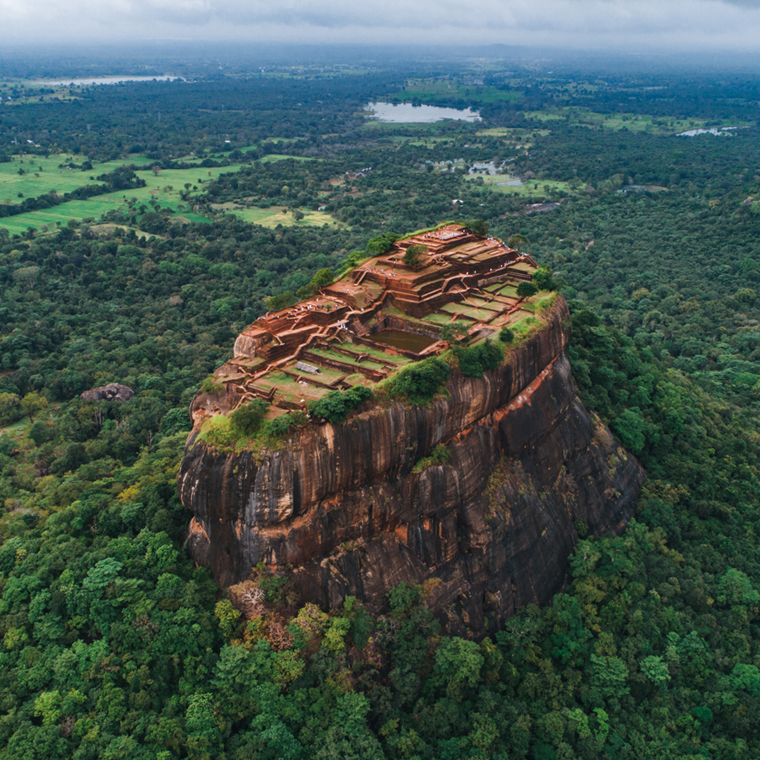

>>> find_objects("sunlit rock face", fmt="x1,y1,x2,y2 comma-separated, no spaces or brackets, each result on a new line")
178,299,645,636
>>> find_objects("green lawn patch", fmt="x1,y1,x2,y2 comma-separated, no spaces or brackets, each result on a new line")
0,159,243,235
227,206,341,229
497,284,520,298
388,79,522,105
522,108,711,134
422,313,453,326
345,343,413,366
467,173,573,197
258,154,318,163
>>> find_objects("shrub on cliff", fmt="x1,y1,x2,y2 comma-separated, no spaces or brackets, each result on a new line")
412,444,451,473
308,386,374,424
499,326,515,344
200,375,224,395
230,398,269,437
533,266,563,292
297,267,334,299
387,357,451,404
457,218,489,236
264,410,308,440
264,291,297,312
517,282,538,299
440,320,471,344
366,232,400,256
453,339,504,378
336,250,367,278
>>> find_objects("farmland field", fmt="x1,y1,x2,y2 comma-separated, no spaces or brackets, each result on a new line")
0,153,153,204
522,109,715,133
0,156,246,234
466,172,574,196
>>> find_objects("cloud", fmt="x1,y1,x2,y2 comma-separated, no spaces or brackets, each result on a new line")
3,0,760,50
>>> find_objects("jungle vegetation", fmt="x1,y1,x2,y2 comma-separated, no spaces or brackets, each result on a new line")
1,56,760,760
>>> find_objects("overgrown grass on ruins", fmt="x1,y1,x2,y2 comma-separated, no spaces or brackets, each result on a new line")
198,404,309,452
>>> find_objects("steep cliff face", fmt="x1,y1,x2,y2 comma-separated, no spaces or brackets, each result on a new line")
178,299,645,635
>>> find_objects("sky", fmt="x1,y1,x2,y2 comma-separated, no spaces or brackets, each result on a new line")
3,0,760,51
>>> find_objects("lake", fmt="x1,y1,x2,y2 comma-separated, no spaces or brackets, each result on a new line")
32,76,181,87
366,102,481,124
677,126,738,137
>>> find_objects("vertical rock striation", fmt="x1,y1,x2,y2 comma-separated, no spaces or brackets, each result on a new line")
178,299,645,635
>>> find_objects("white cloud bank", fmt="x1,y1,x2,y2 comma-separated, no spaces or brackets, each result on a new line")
2,0,760,51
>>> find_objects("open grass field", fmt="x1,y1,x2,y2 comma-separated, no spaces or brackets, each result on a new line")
258,154,317,163
342,342,413,366
497,284,520,298
467,173,573,197
0,152,331,236
308,347,386,371
424,312,454,326
0,415,31,438
0,156,248,235
222,205,342,229
0,153,153,205
441,303,475,316
477,127,524,137
389,79,523,104
360,120,445,133
383,135,457,147
522,109,715,134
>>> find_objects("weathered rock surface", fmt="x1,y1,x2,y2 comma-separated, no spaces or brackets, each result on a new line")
79,383,135,402
178,299,645,635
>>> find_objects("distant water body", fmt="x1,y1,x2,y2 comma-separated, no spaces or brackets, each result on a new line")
366,102,481,123
677,126,738,137
32,76,180,86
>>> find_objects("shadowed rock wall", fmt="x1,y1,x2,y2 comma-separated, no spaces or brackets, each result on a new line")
178,299,645,635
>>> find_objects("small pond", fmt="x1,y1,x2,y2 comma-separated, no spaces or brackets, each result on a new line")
366,102,481,124
367,329,437,353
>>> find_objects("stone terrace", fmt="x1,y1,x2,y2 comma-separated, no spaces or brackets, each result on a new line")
212,224,539,417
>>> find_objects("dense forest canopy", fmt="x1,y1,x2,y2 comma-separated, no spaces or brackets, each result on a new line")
1,55,759,759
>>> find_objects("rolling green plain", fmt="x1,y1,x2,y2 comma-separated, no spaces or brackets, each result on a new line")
522,108,714,133
3,62,760,759
0,152,333,235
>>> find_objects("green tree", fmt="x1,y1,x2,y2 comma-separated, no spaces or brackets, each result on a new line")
387,357,450,404
0,393,21,425
533,266,560,291
516,282,538,299
20,392,47,422
508,233,529,253
264,291,297,312
640,655,671,688
453,339,504,377
230,398,269,437
464,219,489,236
440,320,470,344
366,232,400,256
431,637,484,698
308,386,373,424
611,407,649,455
186,693,223,760
402,244,427,267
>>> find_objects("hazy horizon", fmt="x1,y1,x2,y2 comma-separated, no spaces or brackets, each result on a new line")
2,0,760,55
